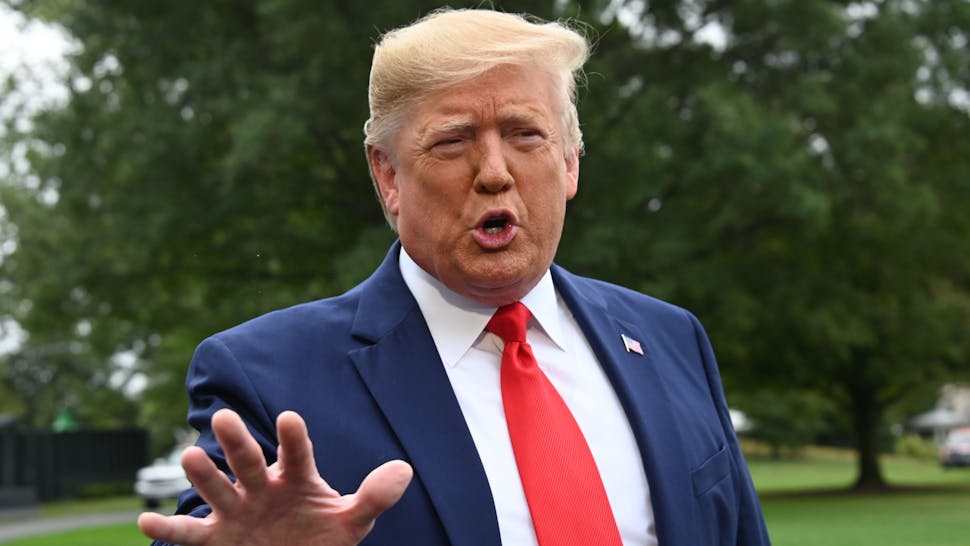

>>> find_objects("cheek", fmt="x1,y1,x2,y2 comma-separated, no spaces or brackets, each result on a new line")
409,167,470,209
397,177,461,229
524,169,570,213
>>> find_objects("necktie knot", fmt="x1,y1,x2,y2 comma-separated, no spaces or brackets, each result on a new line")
487,302,530,343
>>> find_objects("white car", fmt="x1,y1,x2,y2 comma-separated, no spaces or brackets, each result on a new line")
135,446,192,509
940,427,970,468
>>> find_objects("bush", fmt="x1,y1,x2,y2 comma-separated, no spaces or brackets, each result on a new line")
734,389,835,459
894,434,938,462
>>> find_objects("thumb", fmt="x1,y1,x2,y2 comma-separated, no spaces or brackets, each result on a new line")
349,460,413,527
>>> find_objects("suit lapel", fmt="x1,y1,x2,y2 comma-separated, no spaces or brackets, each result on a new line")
349,243,501,546
552,266,695,545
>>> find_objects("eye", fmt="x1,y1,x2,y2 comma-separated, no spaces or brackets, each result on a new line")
508,127,545,147
434,137,464,147
428,135,468,158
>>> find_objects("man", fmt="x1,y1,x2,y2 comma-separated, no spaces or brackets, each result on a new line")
139,8,770,546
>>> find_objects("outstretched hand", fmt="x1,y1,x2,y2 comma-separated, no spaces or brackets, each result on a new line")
138,409,413,546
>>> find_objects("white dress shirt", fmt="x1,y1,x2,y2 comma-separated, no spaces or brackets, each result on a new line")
400,249,656,546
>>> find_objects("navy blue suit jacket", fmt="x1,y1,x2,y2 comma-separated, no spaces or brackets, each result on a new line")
158,242,770,545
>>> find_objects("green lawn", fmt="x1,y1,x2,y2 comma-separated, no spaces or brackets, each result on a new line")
748,445,970,492
0,497,172,546
38,495,156,518
760,489,970,546
3,450,969,546
748,446,970,546
0,523,145,545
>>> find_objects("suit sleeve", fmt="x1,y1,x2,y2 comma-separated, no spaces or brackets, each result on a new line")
150,335,279,546
688,311,772,546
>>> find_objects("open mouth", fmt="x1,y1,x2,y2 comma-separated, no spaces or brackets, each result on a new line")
473,210,518,248
482,215,510,234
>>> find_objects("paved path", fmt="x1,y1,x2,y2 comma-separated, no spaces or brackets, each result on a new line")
0,511,141,542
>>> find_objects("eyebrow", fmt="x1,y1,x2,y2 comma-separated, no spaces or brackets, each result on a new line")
426,118,476,136
497,107,545,127
426,110,546,135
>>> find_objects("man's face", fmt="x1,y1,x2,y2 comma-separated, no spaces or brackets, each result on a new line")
369,65,579,306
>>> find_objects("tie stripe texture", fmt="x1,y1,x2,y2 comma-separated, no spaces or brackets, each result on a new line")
488,302,623,546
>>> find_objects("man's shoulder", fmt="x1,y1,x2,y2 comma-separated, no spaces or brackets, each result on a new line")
209,289,362,348
210,244,405,345
552,265,691,320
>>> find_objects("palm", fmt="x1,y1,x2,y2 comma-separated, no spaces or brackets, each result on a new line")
138,410,413,546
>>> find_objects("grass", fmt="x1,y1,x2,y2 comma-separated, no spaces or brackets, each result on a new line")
748,445,859,491
2,449,969,545
746,445,970,546
37,495,151,518
0,523,145,545
0,497,174,545
760,489,970,546
747,444,970,492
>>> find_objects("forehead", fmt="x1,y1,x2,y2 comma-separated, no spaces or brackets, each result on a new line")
408,65,561,129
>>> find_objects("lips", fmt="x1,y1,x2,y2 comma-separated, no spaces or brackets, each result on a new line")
473,209,518,249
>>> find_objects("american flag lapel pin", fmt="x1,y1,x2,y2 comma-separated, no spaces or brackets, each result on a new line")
621,333,644,355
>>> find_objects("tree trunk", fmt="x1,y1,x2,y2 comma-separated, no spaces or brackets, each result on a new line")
849,385,889,490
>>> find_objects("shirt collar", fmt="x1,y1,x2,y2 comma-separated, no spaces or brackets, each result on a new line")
399,247,567,368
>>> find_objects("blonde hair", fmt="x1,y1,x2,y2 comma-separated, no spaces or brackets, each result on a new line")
364,8,591,227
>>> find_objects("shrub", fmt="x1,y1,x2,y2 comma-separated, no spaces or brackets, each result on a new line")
894,434,938,462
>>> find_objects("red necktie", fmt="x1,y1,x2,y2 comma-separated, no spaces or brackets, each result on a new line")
488,302,623,546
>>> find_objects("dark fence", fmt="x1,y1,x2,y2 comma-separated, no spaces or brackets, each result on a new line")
0,428,148,503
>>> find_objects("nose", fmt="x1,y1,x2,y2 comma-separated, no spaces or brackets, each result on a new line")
473,133,514,193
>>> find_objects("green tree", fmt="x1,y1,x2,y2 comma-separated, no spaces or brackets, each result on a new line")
1,0,400,437
562,0,970,488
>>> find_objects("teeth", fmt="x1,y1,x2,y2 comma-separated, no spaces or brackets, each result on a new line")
482,216,508,234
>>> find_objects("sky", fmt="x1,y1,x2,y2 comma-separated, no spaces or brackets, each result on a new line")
0,3,73,136
0,4,72,82
0,4,71,355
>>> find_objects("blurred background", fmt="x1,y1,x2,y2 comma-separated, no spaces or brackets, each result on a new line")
1,0,969,543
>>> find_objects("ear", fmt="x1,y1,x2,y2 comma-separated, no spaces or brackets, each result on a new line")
564,147,579,200
368,146,400,216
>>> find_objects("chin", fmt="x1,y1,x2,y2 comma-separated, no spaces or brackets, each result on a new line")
463,268,541,303
468,252,529,278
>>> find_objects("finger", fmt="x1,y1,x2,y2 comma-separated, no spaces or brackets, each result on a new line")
212,408,269,493
182,446,240,514
276,411,324,483
349,460,413,527
138,512,211,545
